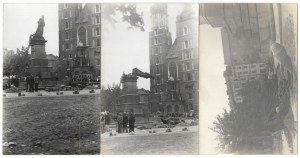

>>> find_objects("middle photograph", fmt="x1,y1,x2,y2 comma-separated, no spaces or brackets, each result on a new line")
100,3,199,155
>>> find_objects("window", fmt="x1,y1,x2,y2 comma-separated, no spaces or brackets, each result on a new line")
64,11,68,19
96,38,100,46
65,43,69,50
95,4,100,13
156,77,161,84
70,44,73,50
251,65,256,68
154,38,158,45
65,21,69,29
155,57,160,65
183,26,188,35
64,3,68,9
187,73,192,81
184,40,189,49
185,62,191,70
251,70,257,73
154,47,159,54
69,54,72,58
65,32,69,40
154,29,158,36
95,15,100,24
188,93,193,99
69,10,72,17
96,27,100,36
93,40,95,47
156,67,160,74
260,69,266,73
260,64,265,67
62,44,65,51
184,51,191,59
243,71,248,74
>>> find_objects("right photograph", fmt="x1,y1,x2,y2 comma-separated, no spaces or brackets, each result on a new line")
199,4,297,154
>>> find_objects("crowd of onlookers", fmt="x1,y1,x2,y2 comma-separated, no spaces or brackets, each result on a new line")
3,75,40,92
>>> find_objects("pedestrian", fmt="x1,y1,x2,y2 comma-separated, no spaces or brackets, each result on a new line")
122,112,129,133
11,76,15,87
15,76,19,88
129,112,135,133
34,75,39,92
25,76,29,92
29,74,34,92
117,113,123,133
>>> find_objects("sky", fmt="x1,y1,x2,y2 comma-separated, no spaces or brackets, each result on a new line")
102,4,192,90
199,24,229,154
3,4,59,55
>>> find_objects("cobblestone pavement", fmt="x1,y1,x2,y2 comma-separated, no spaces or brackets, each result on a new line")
101,127,199,155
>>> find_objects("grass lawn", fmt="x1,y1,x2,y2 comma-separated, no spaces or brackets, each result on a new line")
3,94,100,155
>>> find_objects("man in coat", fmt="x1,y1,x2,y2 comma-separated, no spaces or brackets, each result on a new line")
117,113,123,133
128,112,135,133
122,112,129,133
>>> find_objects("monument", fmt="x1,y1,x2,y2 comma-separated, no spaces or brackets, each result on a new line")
28,16,53,80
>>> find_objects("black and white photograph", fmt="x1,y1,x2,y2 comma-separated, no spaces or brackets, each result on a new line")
2,3,101,154
199,3,298,154
100,3,199,154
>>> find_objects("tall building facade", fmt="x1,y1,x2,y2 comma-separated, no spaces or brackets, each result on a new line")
58,3,101,82
149,4,199,114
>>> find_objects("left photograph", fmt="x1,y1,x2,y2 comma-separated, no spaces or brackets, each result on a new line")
3,3,101,154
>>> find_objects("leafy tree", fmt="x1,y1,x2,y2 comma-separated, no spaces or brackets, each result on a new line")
100,83,122,113
3,47,31,78
212,77,279,154
102,4,145,31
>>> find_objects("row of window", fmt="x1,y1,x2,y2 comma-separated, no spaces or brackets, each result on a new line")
182,62,194,71
235,63,265,70
153,72,195,85
63,4,100,13
236,68,266,76
92,27,101,37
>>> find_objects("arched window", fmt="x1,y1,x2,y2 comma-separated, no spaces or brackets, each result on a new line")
78,27,87,46
156,67,160,74
96,27,100,36
168,62,177,80
65,22,69,29
167,105,172,113
65,32,69,40
154,38,158,45
155,57,160,65
154,47,159,54
184,40,189,49
95,15,100,24
183,27,188,35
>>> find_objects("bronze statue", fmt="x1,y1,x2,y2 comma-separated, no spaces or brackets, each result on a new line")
35,16,45,37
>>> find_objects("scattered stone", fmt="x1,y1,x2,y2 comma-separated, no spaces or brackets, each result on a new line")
60,92,63,95
33,141,42,148
89,89,95,93
3,142,17,148
113,133,117,136
153,130,156,133
166,128,172,132
22,94,25,96
73,91,79,94
109,131,113,136
37,93,43,96
149,131,152,133
18,92,22,96
56,92,59,95
182,127,188,131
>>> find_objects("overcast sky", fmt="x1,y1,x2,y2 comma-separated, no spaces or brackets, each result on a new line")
3,4,58,55
199,24,229,154
102,4,198,90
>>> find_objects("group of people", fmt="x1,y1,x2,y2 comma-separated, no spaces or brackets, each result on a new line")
10,76,20,88
25,74,40,92
116,112,135,133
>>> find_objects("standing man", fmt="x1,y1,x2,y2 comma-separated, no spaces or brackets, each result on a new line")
25,76,29,92
29,74,34,92
129,112,135,133
122,112,129,133
34,75,39,92
117,113,123,133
